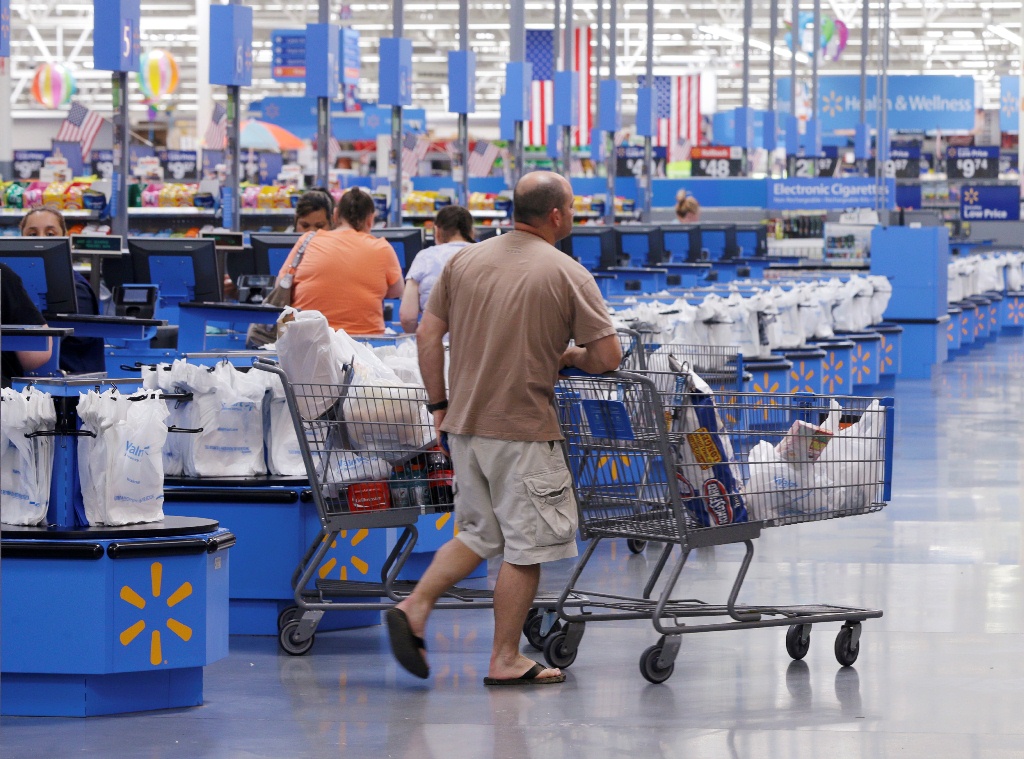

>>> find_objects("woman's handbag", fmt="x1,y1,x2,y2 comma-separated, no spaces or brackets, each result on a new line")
245,231,316,348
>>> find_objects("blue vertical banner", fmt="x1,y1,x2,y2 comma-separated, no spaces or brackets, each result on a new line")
340,28,361,86
378,38,412,106
553,71,578,127
209,5,253,87
93,0,141,72
498,94,515,140
255,151,283,184
305,24,339,99
636,87,655,137
1000,75,1019,134
503,62,532,122
51,141,85,176
1,0,11,58
448,50,476,114
599,80,622,133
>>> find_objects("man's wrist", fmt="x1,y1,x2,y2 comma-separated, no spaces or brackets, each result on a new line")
425,399,449,413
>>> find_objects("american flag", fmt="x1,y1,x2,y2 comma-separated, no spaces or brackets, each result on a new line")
204,102,227,150
54,101,104,158
526,28,593,147
328,136,341,164
639,75,702,161
468,140,500,176
400,133,429,177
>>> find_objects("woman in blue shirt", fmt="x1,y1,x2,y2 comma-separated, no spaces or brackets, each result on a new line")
399,205,476,333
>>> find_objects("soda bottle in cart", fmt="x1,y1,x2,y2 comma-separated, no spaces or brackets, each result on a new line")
408,456,430,513
427,447,454,507
390,463,412,509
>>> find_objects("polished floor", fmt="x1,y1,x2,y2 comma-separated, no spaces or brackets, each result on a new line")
5,339,1024,758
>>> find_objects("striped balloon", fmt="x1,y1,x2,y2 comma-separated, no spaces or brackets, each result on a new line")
31,63,76,109
137,49,179,100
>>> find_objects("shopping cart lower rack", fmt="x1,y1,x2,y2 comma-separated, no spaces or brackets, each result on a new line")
551,368,894,683
253,359,585,656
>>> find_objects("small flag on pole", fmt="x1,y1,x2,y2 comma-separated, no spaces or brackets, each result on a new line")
468,140,500,177
204,102,227,150
55,101,104,158
401,133,429,177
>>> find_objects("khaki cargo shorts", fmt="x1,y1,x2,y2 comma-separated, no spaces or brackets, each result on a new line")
447,434,579,565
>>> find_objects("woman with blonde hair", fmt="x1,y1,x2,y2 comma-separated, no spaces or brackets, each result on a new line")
675,190,700,223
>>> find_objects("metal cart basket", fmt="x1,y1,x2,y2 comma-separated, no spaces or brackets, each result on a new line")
253,358,584,656
548,367,894,682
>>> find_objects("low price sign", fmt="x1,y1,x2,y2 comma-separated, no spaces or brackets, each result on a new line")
946,146,999,180
960,185,1020,221
690,146,743,178
867,146,921,179
616,145,667,178
157,150,198,180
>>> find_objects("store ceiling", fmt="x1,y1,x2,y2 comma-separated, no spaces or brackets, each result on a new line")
5,0,1021,132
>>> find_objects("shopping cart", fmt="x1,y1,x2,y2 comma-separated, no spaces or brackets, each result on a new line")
253,357,585,656
549,367,893,682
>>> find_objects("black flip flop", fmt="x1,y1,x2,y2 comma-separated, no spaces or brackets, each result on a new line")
483,662,566,686
385,608,429,679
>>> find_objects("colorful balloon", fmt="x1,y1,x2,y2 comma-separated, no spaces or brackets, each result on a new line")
137,49,179,100
31,63,76,109
784,12,848,62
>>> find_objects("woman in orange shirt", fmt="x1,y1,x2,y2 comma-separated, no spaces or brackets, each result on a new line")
278,187,404,334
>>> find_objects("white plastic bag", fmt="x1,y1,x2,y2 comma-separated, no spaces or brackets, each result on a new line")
277,310,348,419
743,441,840,520
0,387,55,525
342,384,432,458
317,450,391,498
104,395,170,526
142,361,192,476
249,368,306,476
818,399,884,510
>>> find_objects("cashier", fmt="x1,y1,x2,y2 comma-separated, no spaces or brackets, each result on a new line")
0,262,51,386
19,206,106,375
675,190,700,223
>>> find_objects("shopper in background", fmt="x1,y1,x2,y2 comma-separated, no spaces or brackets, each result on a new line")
277,186,403,334
0,262,52,386
19,206,106,375
675,189,701,223
293,188,335,233
399,205,475,333
385,171,621,686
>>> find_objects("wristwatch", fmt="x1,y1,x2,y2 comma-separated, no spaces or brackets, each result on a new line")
425,399,449,413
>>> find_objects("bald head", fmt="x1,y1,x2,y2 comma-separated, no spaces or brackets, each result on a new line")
512,171,573,227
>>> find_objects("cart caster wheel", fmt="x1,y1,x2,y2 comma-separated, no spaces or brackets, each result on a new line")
639,644,675,684
543,630,578,669
277,605,301,631
834,626,860,667
279,619,315,656
523,613,561,652
786,624,811,661
627,538,648,554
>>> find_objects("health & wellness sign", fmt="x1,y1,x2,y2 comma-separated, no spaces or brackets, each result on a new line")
778,76,975,132
767,178,896,211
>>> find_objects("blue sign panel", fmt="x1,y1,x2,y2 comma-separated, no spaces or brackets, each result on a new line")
52,141,85,176
499,94,515,140
1001,76,1019,133
767,178,896,210
209,5,253,87
340,28,361,86
271,30,306,81
93,0,141,72
448,50,475,114
599,80,622,133
379,37,413,107
1,0,10,58
636,87,655,137
305,24,339,99
960,185,1020,221
503,62,532,122
12,150,50,180
778,75,975,132
553,71,578,127
202,150,225,176
895,183,922,209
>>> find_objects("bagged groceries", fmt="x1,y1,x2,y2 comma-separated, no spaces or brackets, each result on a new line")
818,399,885,510
664,356,748,527
0,387,56,526
77,389,170,526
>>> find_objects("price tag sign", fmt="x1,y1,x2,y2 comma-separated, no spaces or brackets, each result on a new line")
690,146,743,178
615,145,667,178
946,146,999,180
786,155,817,178
91,150,114,180
12,150,50,179
867,146,921,179
157,150,199,180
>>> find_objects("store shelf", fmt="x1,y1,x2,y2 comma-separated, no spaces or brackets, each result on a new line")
0,209,100,220
130,207,216,217
403,210,509,220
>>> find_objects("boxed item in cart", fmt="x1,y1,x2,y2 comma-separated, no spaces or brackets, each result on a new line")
775,420,833,463
347,481,392,512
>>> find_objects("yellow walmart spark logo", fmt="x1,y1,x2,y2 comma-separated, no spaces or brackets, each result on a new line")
851,344,872,384
597,454,634,481
963,188,980,204
880,337,895,372
751,373,780,420
822,351,844,394
822,91,843,117
1008,299,1024,325
319,530,370,581
789,361,816,393
119,562,193,666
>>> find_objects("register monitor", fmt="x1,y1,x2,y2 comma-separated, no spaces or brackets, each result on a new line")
0,237,79,314
247,233,301,277
660,224,703,263
699,224,740,261
372,227,425,273
614,225,666,267
558,227,617,271
126,238,221,303
735,224,768,258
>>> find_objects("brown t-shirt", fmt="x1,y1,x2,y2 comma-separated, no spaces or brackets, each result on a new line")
425,230,616,441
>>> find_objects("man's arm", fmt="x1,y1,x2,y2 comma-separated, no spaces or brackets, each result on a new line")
17,338,52,372
560,333,622,374
399,279,420,333
416,310,449,440
385,277,405,299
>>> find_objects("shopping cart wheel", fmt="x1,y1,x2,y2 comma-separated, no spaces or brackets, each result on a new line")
523,613,561,652
280,619,315,656
639,644,675,684
277,606,301,631
834,625,860,667
543,630,578,669
626,539,648,554
785,624,811,661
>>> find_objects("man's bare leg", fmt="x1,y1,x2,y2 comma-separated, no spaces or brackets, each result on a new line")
488,561,560,681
